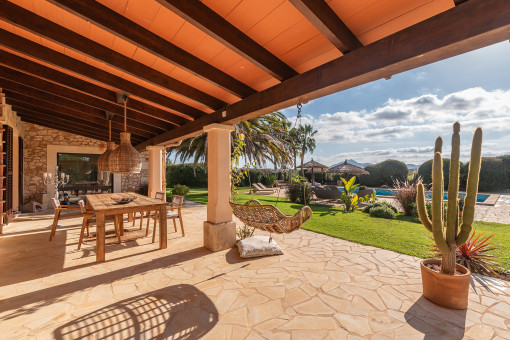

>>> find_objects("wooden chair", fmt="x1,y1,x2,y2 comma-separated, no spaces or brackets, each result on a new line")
147,192,184,243
77,200,120,250
49,198,82,241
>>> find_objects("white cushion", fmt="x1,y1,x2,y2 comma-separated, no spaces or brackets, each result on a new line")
166,211,178,218
237,236,283,258
150,211,179,218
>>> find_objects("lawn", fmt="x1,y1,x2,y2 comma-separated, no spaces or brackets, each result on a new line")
168,187,510,269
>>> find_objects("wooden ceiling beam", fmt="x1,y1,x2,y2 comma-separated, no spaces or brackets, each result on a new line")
0,0,225,110
137,0,510,150
18,110,113,142
0,29,201,120
4,91,152,140
289,0,362,54
156,0,298,81
0,66,172,132
48,0,255,99
0,50,186,127
0,79,160,136
10,100,131,143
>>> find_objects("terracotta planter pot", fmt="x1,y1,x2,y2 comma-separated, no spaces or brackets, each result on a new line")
420,259,470,310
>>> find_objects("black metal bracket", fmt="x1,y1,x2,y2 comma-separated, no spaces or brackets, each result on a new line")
105,111,115,120
116,92,130,104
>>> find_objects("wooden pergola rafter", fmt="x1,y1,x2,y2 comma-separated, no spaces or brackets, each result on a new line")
47,0,257,99
0,0,506,146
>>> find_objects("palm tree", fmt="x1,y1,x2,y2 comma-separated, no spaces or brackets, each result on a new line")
170,112,292,169
295,124,318,177
289,127,299,170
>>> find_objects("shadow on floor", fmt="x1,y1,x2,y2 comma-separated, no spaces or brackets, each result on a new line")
0,223,150,287
0,246,211,321
404,296,466,340
53,284,218,340
0,229,67,287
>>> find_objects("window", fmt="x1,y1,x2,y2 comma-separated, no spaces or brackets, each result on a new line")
57,153,112,194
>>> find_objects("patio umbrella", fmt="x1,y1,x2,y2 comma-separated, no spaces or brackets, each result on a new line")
297,159,328,185
329,160,369,181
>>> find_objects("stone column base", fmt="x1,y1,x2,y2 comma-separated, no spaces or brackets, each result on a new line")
203,221,236,252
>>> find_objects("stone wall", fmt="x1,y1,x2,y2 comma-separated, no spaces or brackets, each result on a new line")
121,151,149,193
22,122,148,203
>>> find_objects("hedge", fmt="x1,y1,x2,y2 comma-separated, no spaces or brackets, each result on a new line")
303,172,346,185
167,163,208,187
166,163,279,188
417,155,510,192
478,158,506,192
418,158,450,189
359,159,408,187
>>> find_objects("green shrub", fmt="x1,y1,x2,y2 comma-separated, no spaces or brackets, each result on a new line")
478,157,505,192
359,160,408,187
363,201,397,214
240,169,276,187
369,206,396,219
264,174,276,187
500,155,510,188
411,201,448,221
304,171,339,185
418,158,450,188
377,159,408,186
358,185,367,190
286,182,311,205
171,184,190,196
411,201,432,218
359,164,379,187
167,163,207,187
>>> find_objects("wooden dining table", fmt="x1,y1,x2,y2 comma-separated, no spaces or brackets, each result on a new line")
86,192,168,262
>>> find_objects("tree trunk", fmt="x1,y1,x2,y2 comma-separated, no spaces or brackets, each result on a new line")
440,245,457,275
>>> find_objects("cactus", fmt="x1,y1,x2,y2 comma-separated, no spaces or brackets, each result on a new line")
417,122,482,275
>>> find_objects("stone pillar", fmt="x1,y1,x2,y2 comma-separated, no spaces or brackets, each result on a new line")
146,146,164,198
203,124,236,252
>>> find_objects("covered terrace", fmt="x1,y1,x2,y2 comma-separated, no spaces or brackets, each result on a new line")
0,0,509,338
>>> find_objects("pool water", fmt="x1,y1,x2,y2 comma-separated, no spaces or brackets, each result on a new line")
338,188,489,203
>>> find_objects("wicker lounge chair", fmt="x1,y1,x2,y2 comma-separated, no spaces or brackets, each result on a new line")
230,199,312,234
312,186,341,201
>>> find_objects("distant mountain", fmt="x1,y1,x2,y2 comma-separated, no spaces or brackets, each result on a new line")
329,159,421,170
330,159,371,169
347,159,371,168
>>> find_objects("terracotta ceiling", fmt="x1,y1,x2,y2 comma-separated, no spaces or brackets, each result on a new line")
0,0,506,147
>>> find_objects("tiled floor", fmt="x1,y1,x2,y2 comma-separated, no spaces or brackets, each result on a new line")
1,204,509,339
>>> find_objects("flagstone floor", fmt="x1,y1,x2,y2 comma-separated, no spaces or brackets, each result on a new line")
1,204,509,340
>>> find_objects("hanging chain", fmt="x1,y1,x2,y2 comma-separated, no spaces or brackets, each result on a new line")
293,101,303,129
108,119,111,141
123,100,127,131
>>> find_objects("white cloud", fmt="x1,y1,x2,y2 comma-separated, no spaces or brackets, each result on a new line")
287,87,510,145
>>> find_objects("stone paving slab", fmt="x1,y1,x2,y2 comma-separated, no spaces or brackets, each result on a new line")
0,205,509,339
474,195,510,224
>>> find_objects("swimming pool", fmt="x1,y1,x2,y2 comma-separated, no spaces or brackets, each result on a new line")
338,188,489,203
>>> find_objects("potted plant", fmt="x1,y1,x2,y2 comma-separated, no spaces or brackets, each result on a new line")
416,122,482,309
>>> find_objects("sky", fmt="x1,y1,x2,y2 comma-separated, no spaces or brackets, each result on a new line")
281,41,510,167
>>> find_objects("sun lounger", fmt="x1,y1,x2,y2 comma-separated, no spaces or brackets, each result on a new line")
257,183,279,193
251,183,277,194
